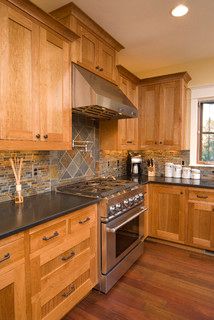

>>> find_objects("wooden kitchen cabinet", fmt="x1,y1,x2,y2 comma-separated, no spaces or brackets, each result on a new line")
187,188,214,250
39,28,71,146
0,0,77,150
51,2,123,83
29,205,98,320
0,233,26,320
139,72,191,150
0,4,40,143
100,65,140,150
149,184,187,243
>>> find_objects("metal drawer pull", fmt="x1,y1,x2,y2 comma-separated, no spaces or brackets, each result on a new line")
61,251,75,261
79,217,90,224
197,195,208,199
106,207,148,233
62,285,75,298
42,231,59,241
0,253,10,263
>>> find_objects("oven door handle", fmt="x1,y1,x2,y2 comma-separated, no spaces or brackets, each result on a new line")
106,207,147,233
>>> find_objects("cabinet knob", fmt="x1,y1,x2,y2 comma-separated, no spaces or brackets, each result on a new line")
180,192,183,195
99,68,103,72
36,134,40,139
160,141,163,144
95,66,100,70
155,141,157,144
44,134,48,139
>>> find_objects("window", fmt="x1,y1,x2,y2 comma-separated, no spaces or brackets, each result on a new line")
198,101,214,164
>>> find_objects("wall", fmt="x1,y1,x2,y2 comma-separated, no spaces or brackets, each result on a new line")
0,114,127,202
137,57,214,87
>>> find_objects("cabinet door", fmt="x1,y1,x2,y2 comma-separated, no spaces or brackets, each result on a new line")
0,4,39,141
139,85,159,147
126,82,138,148
0,264,26,320
150,185,186,243
118,76,138,149
77,23,99,71
99,42,116,81
40,29,71,145
118,76,129,148
159,81,181,146
188,201,214,250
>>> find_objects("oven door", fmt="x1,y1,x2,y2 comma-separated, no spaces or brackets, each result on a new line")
101,204,147,275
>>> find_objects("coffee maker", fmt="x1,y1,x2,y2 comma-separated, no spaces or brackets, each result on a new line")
127,153,142,176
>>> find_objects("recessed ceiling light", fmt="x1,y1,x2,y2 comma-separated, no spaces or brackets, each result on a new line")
171,4,189,17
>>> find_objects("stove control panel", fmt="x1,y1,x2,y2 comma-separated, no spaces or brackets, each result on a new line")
106,187,146,220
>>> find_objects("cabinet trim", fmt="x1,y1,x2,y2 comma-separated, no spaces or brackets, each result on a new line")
1,0,79,42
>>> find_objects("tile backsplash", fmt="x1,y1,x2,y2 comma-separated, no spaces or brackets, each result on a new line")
0,114,213,202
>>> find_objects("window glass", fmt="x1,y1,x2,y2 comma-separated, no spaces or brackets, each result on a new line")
199,102,214,163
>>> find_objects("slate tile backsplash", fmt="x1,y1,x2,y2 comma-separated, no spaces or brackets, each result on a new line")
0,113,213,202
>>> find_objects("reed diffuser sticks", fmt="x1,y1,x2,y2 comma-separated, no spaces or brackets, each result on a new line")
10,157,24,204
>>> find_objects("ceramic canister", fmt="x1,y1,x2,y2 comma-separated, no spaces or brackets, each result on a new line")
191,169,201,180
182,167,191,179
165,163,174,178
173,164,182,178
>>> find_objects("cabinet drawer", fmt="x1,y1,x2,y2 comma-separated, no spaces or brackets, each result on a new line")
30,220,66,253
68,206,96,237
41,268,91,320
0,236,24,270
41,238,90,278
189,189,214,203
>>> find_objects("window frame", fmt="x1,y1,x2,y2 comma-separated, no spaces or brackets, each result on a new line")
197,100,214,165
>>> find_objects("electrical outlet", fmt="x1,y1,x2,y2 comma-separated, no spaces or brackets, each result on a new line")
33,167,38,177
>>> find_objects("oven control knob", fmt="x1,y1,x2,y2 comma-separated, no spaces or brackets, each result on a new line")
124,199,129,207
109,205,116,213
129,197,134,203
139,193,144,200
116,203,121,210
134,195,139,202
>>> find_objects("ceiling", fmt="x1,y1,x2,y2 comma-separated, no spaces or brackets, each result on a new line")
32,0,214,76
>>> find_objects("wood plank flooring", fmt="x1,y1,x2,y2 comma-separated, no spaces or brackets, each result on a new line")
63,241,214,320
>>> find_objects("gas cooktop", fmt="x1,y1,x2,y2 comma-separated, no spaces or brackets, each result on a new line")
56,177,138,198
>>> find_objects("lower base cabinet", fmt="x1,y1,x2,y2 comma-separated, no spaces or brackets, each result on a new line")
149,184,214,251
0,263,26,320
0,234,26,320
29,205,98,320
149,185,186,244
187,188,214,250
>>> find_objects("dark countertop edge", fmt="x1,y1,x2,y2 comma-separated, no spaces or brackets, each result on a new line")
0,198,99,240
146,179,214,189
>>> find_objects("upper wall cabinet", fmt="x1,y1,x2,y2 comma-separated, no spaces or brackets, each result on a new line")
0,0,78,150
139,72,191,150
51,2,124,83
99,66,140,151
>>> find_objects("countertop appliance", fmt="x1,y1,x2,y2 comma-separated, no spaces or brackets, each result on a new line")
127,153,142,176
73,64,138,120
57,177,147,293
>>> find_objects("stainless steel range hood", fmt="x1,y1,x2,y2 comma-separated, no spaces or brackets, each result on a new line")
72,64,138,120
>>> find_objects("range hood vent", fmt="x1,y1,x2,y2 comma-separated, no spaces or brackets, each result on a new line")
72,64,138,120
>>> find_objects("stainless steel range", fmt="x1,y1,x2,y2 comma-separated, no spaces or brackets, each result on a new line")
57,177,147,293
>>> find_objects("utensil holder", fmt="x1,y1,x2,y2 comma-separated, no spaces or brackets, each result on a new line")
148,165,156,177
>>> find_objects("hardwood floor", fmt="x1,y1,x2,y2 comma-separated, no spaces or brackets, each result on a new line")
63,241,214,320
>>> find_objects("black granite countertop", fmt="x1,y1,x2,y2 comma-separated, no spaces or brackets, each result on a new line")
126,175,214,189
0,192,99,240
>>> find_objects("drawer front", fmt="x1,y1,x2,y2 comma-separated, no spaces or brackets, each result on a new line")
189,189,214,203
40,238,90,278
0,237,24,270
40,268,92,320
30,220,66,253
69,206,96,237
